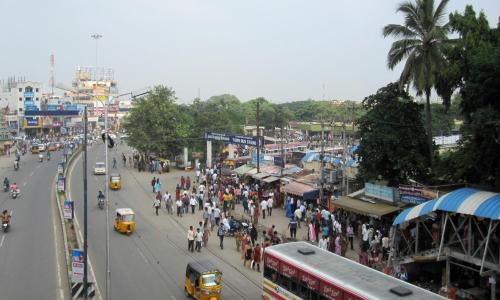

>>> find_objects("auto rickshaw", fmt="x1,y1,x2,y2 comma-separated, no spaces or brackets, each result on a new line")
113,208,135,235
184,261,222,300
109,173,121,190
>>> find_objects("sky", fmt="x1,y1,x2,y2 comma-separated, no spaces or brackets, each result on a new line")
0,0,498,104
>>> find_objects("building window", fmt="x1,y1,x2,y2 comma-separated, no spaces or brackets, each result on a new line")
19,88,22,92
19,97,22,101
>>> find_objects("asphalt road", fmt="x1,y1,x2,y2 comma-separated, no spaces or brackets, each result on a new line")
69,143,261,300
0,150,67,300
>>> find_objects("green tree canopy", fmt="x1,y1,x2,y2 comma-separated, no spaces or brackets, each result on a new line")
121,86,189,156
357,83,430,187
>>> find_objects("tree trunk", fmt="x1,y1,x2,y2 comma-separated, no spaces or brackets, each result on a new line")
425,91,433,166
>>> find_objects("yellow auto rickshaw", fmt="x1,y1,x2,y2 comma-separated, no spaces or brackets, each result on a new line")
109,173,121,190
184,261,222,300
113,208,135,235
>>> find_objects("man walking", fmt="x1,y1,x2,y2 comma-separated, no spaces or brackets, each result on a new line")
195,228,203,252
187,226,195,252
217,223,226,249
153,195,161,216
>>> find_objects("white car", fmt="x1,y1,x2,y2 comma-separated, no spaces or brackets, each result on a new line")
94,162,106,175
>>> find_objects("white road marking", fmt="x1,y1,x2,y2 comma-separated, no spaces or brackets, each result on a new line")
0,235,5,248
138,248,148,263
51,180,66,300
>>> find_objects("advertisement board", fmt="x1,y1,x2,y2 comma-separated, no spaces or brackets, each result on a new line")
63,199,73,220
71,249,84,282
364,182,395,203
23,117,42,128
205,132,263,146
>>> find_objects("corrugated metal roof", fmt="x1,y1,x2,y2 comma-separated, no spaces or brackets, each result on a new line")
393,188,500,225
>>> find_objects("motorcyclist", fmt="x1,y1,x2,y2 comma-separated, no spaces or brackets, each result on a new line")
10,182,18,193
98,190,105,203
2,210,10,225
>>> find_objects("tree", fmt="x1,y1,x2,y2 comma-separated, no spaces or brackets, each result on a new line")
383,0,450,164
121,86,189,157
356,83,430,187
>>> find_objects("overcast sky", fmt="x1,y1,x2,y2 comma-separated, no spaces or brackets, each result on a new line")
0,0,497,103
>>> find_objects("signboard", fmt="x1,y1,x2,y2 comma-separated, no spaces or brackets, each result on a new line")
205,132,263,146
57,176,65,192
251,153,265,164
364,183,395,203
63,199,73,220
273,156,284,167
399,185,434,205
57,163,64,174
23,117,42,128
71,249,84,282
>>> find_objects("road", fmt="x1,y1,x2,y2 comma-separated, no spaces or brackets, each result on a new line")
69,142,261,299
0,150,67,300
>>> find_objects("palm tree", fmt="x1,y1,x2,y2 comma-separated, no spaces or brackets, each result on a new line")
383,0,450,164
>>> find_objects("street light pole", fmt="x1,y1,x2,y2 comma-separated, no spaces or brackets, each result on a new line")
91,34,102,81
83,106,89,299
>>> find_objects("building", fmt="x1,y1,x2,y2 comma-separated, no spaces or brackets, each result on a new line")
71,66,118,107
0,77,43,134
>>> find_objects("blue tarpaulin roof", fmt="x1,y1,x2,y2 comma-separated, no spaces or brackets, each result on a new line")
393,188,500,225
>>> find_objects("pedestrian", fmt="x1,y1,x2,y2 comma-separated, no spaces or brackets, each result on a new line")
180,176,185,189
203,225,210,247
217,224,226,249
214,206,221,225
195,228,203,252
267,196,273,217
153,196,161,216
187,226,195,252
288,217,298,240
151,177,156,193
176,198,183,217
347,223,354,250
260,199,268,219
243,238,253,267
318,235,328,250
112,157,117,168
190,195,197,214
235,231,241,252
308,221,317,242
252,243,262,272
250,224,258,246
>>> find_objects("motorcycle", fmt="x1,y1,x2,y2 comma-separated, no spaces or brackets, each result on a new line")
98,197,105,209
2,220,9,233
11,189,20,199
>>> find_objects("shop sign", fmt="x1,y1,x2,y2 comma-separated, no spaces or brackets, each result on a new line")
364,183,395,203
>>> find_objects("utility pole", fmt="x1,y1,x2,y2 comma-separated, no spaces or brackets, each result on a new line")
83,107,89,299
320,118,325,208
256,99,260,173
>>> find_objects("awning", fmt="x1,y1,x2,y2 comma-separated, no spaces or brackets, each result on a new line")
262,176,280,183
332,196,401,219
244,168,258,176
253,173,270,180
283,181,317,197
393,199,437,225
234,165,253,176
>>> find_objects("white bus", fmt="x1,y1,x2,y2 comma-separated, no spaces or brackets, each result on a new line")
263,241,445,300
